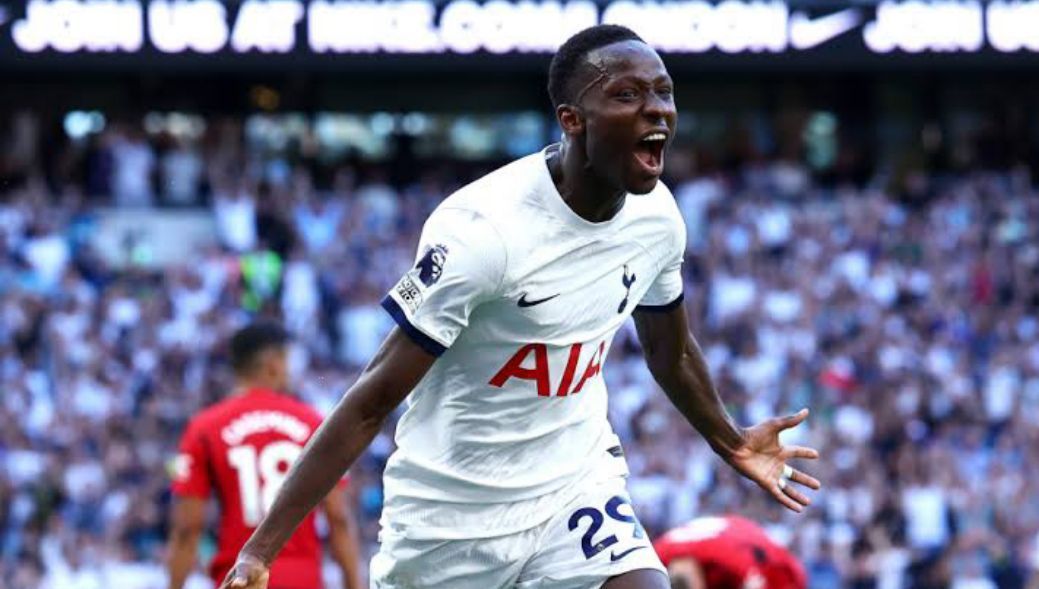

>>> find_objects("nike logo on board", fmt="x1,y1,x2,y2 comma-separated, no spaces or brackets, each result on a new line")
518,293,559,307
789,8,863,50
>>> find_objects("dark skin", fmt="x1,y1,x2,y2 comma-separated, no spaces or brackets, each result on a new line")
550,39,678,221
221,40,820,589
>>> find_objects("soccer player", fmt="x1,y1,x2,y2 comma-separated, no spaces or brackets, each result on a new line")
654,515,807,589
221,24,821,589
167,322,362,589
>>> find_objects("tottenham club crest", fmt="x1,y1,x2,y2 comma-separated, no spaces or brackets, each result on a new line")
415,244,448,286
618,264,636,313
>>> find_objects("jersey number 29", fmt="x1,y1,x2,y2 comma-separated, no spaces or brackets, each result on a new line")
227,441,303,526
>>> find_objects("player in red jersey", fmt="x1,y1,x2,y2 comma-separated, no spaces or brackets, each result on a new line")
654,515,807,589
166,322,362,589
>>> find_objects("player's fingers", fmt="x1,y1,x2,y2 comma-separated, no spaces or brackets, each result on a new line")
788,467,822,490
773,408,809,431
770,482,803,513
781,483,812,507
782,445,819,461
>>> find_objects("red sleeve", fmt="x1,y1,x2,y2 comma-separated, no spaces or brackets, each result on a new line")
171,418,212,498
773,547,808,589
652,537,680,567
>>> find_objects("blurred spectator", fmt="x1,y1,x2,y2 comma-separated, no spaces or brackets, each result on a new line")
19,219,69,292
354,168,398,235
281,249,320,335
213,178,257,252
336,283,392,369
110,126,156,207
160,138,204,206
293,196,345,254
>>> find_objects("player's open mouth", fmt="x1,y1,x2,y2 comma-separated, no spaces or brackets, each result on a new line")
633,131,667,175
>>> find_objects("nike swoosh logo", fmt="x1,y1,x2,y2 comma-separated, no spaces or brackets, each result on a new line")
609,546,646,562
789,9,863,50
517,293,559,308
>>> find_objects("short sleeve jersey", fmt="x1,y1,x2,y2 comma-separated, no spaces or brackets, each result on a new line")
654,516,808,589
171,389,337,589
380,147,686,536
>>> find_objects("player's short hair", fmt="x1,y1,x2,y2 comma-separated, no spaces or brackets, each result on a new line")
229,321,291,374
547,24,645,108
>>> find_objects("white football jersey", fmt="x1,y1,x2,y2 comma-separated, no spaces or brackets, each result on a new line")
380,147,685,537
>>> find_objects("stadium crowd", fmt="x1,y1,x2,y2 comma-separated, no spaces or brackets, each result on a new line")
1,113,1038,589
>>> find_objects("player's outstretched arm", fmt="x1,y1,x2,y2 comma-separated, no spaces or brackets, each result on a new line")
220,328,436,589
632,303,821,513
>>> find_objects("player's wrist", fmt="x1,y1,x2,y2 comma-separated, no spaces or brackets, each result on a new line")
711,424,748,461
236,547,272,569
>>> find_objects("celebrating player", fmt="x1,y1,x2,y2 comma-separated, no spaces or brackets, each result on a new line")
221,24,820,589
654,515,807,589
166,322,362,589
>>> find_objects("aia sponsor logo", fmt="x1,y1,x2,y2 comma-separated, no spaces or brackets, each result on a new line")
489,340,606,397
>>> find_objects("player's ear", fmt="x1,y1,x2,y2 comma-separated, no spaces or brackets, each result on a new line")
556,104,585,137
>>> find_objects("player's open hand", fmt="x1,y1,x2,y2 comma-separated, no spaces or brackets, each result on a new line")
219,553,270,589
725,408,821,513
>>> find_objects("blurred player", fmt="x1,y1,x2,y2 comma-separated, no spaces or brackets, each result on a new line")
654,515,806,589
166,322,362,589
221,24,821,589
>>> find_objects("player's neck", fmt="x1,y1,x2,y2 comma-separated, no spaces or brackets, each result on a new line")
549,143,626,224
234,380,282,396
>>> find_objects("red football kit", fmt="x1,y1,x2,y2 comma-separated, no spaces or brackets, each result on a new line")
172,388,338,589
653,515,807,589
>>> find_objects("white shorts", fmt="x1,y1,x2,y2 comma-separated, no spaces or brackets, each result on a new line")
369,473,665,589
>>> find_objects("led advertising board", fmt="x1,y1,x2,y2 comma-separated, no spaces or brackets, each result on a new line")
1,0,1038,71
